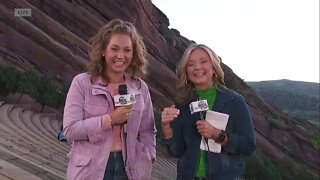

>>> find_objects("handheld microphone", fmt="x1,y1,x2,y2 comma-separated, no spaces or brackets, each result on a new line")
114,84,136,134
114,84,136,106
189,93,209,143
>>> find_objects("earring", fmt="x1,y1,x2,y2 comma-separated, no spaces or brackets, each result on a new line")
98,66,102,73
185,80,191,85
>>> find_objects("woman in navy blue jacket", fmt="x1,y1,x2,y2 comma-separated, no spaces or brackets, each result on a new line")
162,43,256,180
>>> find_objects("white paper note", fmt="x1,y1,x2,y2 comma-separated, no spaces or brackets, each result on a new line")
200,110,229,153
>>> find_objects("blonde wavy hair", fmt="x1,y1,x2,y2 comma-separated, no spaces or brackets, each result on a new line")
88,19,147,82
176,43,226,105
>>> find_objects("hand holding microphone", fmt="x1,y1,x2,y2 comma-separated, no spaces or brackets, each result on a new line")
110,105,132,125
189,94,213,141
196,120,220,140
190,95,225,141
111,84,135,125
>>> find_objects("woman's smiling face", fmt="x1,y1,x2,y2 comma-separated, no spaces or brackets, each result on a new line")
103,33,133,76
186,48,214,90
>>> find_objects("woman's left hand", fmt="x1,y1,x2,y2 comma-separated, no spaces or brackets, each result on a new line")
196,120,220,140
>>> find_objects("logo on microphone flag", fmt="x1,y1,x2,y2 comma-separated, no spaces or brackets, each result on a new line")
114,93,136,106
189,100,209,114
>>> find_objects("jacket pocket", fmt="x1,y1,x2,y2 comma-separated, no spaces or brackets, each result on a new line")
84,103,107,119
70,141,93,166
134,142,152,178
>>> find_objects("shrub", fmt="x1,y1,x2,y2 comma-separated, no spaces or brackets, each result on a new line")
0,65,22,97
244,148,281,180
310,132,320,150
0,64,70,111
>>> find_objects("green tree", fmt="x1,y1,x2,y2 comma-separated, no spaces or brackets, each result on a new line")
18,69,39,102
294,166,316,180
0,65,70,111
310,132,320,150
244,148,281,180
32,74,58,112
0,65,22,98
58,81,71,106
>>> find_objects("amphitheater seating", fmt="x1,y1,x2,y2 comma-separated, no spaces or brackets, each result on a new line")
0,103,177,180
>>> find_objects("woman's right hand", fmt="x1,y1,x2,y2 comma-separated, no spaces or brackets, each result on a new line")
161,105,179,139
110,105,132,125
161,105,180,125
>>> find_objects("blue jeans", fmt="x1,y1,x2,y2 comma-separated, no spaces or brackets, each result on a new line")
104,151,128,180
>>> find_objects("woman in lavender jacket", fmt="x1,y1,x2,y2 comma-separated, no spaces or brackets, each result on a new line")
63,19,156,180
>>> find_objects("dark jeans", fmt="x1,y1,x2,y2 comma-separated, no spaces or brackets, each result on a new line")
104,151,128,180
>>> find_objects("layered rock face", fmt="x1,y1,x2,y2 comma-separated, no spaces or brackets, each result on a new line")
0,0,318,175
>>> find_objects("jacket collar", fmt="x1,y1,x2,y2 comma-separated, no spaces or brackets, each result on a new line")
92,76,107,96
91,73,141,96
213,88,234,111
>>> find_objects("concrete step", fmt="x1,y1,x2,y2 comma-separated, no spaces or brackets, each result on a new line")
10,108,69,154
21,110,69,151
0,104,68,178
0,145,64,180
4,107,69,162
0,158,42,180
0,136,66,179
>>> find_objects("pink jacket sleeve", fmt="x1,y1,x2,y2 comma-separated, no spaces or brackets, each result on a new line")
63,74,105,143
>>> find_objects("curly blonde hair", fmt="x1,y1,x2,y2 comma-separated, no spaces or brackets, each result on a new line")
176,43,226,105
88,19,147,82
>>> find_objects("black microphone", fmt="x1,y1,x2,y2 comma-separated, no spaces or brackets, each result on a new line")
118,84,127,95
114,84,135,106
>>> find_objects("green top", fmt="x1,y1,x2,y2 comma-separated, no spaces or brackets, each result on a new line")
194,87,217,178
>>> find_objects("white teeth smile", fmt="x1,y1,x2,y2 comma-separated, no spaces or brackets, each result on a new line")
194,72,205,77
114,61,125,65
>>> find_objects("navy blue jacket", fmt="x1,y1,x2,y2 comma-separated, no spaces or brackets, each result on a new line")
163,88,256,180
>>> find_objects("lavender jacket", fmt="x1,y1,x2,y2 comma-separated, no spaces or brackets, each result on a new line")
63,72,156,180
